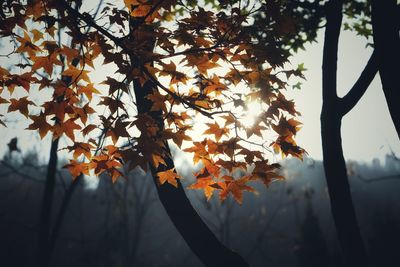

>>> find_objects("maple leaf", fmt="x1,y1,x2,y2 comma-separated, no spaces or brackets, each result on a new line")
216,159,247,173
159,61,188,84
31,53,62,76
6,72,36,94
8,97,35,118
183,140,209,164
26,112,52,139
0,67,10,80
74,103,95,125
188,177,216,200
272,116,301,136
203,122,229,141
25,1,45,19
101,77,128,95
246,123,267,138
82,124,97,136
124,0,152,17
109,168,124,183
62,66,91,84
64,160,90,178
221,114,236,127
162,128,192,148
272,135,305,159
60,46,79,65
151,153,166,168
218,176,256,204
15,31,41,57
66,142,94,159
158,168,180,187
185,54,220,75
90,147,123,183
77,83,100,100
53,118,82,141
99,97,126,115
106,119,131,143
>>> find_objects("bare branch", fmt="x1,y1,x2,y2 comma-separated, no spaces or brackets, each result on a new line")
339,52,378,116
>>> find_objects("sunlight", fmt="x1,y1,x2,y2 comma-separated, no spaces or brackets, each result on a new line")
239,100,263,128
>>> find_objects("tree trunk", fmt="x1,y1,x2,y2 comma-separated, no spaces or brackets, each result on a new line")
371,0,400,139
321,1,369,266
48,175,82,259
35,138,59,267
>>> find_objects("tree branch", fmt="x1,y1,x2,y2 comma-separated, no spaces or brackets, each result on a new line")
339,52,378,116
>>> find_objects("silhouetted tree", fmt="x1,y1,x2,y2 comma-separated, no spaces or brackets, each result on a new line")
295,190,330,267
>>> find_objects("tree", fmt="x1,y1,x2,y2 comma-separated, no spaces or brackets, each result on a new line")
295,190,330,267
0,0,306,266
371,0,400,139
320,0,400,266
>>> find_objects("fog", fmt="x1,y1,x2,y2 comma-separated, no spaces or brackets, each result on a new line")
1,148,399,267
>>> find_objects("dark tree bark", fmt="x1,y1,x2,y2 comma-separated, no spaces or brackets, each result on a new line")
321,1,373,266
371,0,400,139
35,138,59,267
48,175,82,258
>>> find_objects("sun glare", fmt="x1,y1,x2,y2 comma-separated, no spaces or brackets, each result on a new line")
239,101,263,128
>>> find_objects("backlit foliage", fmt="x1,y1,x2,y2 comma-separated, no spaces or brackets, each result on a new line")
0,0,306,203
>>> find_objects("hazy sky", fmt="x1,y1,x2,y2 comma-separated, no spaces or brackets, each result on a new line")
0,20,399,164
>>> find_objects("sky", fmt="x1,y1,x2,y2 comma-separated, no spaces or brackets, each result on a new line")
0,7,399,165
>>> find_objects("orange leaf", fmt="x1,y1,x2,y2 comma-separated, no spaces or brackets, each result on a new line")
203,122,229,141
26,112,52,139
53,118,82,141
158,168,180,187
188,177,216,200
31,53,62,76
66,142,94,159
77,83,100,100
82,124,97,136
62,66,91,83
64,160,90,178
151,153,166,168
